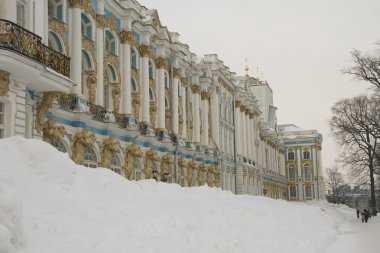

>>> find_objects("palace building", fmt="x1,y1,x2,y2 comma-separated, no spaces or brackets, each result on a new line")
0,0,323,200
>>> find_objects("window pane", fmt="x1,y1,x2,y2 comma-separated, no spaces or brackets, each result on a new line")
17,2,25,27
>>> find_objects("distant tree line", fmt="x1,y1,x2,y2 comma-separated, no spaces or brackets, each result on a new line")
328,43,380,210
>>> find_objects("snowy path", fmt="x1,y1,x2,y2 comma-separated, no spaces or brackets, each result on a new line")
325,215,380,253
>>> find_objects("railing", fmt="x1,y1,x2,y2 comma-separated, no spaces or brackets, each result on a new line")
0,19,70,77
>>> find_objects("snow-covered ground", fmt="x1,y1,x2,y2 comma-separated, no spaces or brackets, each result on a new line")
0,137,367,253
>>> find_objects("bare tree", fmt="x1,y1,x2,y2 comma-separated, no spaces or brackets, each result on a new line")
343,47,380,89
325,166,345,203
329,95,380,209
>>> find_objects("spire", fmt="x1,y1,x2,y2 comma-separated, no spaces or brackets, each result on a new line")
244,58,249,76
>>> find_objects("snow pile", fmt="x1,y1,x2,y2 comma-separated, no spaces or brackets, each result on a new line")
0,137,353,253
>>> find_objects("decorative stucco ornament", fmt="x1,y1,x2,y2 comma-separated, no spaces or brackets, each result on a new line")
123,143,143,180
186,159,197,187
112,84,121,113
160,154,174,181
35,92,63,133
132,93,140,119
86,71,97,104
0,70,10,96
42,118,66,144
99,136,120,168
143,148,160,179
70,128,96,165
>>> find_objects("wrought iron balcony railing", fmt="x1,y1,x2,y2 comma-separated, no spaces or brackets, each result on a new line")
0,19,70,77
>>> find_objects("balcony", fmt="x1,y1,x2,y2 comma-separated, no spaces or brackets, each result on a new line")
0,19,74,92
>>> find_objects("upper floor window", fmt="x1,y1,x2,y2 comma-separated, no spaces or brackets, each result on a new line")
131,78,137,92
303,150,310,160
0,102,4,139
287,150,295,160
304,164,311,180
17,0,26,27
105,30,116,54
81,13,93,40
149,60,154,79
48,31,64,54
288,164,296,180
48,0,63,21
164,71,169,89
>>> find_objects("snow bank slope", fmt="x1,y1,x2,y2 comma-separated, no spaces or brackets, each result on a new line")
0,137,352,253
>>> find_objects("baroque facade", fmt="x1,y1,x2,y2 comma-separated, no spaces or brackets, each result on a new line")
278,125,325,200
0,0,322,200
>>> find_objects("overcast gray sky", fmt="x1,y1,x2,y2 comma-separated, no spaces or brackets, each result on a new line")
138,0,380,170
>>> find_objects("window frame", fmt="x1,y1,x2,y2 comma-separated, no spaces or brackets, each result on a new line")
17,0,26,28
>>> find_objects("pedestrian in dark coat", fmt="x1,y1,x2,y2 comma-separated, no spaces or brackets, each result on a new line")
360,211,366,223
356,209,360,219
364,209,370,222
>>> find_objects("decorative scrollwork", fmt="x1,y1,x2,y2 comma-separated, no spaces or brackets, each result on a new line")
35,92,64,133
0,70,10,96
99,136,120,168
71,128,96,165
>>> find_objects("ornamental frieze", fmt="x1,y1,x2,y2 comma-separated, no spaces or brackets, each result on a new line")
112,84,121,113
96,14,106,29
86,71,97,104
0,70,10,96
155,57,167,69
139,44,153,58
173,68,181,79
69,0,84,8
191,84,201,94
201,91,209,100
119,30,136,47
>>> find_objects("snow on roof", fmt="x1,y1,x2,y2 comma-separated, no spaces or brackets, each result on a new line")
278,124,303,132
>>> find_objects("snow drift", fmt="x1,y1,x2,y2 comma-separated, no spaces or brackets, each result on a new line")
0,137,353,253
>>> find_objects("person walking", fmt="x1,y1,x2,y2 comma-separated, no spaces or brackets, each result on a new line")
360,210,366,223
356,209,360,219
364,209,370,222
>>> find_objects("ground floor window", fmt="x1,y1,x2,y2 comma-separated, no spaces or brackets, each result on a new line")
305,185,312,198
83,147,98,168
0,102,4,138
290,186,297,198
110,153,121,174
51,138,67,153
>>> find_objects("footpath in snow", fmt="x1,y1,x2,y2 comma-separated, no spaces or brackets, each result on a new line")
326,215,380,253
0,137,355,253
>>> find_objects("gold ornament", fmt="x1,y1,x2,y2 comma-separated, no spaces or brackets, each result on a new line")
173,68,181,79
86,71,97,104
35,92,63,133
71,128,96,165
155,57,167,69
99,136,121,168
143,148,160,179
132,93,140,119
124,143,143,180
186,159,197,186
42,119,66,144
139,44,153,58
112,84,121,113
0,70,10,96
160,154,174,181
150,103,157,126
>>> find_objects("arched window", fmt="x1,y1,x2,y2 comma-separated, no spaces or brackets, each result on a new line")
110,153,121,174
134,159,142,181
105,30,116,54
81,13,93,40
131,78,137,92
304,164,311,180
51,138,67,153
83,147,98,168
82,50,93,70
131,47,137,68
288,164,295,180
48,31,64,54
0,102,5,139
48,0,63,21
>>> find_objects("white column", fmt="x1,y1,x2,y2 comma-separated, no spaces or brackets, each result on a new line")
120,31,133,114
172,67,180,135
241,109,247,159
234,101,241,157
70,4,82,95
250,117,255,163
139,45,150,123
156,57,166,129
296,146,303,200
0,0,16,22
211,86,220,147
181,85,187,139
201,91,209,146
95,16,104,105
192,85,201,143
246,111,251,160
